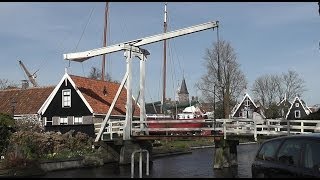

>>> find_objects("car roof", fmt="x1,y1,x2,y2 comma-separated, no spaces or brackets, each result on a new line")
263,133,320,144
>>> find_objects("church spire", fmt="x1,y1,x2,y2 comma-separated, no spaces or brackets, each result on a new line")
179,77,189,95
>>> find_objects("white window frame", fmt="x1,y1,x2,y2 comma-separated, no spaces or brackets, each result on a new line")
44,117,53,126
294,110,301,118
60,117,68,125
62,89,71,108
295,103,299,107
245,98,250,106
74,116,83,125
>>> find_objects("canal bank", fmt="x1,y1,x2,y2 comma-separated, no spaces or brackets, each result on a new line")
0,139,258,177
39,143,260,178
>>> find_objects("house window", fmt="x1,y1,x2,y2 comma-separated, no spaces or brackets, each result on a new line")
62,89,71,108
294,110,301,118
45,117,53,126
74,116,83,125
295,103,299,107
245,98,250,106
239,112,243,117
60,117,68,125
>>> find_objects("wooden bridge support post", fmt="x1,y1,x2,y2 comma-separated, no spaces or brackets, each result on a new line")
119,140,153,165
213,139,239,169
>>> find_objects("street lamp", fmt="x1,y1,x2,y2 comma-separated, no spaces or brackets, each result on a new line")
11,98,17,118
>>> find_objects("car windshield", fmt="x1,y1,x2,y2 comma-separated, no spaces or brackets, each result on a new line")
276,139,304,166
257,139,281,161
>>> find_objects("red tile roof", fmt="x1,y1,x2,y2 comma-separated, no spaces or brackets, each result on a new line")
70,75,140,116
0,86,55,115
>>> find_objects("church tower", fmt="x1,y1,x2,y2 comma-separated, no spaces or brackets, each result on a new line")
178,77,189,103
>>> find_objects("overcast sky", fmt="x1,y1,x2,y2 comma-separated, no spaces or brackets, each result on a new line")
0,2,319,106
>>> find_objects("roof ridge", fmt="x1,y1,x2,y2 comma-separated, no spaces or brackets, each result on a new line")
0,86,55,92
69,74,120,85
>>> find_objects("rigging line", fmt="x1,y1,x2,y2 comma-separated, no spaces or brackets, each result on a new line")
146,87,157,114
167,38,178,102
157,47,163,102
166,8,180,102
74,7,95,52
166,14,183,78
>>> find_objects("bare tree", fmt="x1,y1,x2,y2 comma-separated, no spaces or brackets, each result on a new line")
252,70,306,107
88,66,112,81
281,70,306,101
196,39,247,118
0,79,18,90
252,74,282,108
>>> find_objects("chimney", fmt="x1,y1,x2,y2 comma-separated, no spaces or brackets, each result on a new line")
21,80,29,89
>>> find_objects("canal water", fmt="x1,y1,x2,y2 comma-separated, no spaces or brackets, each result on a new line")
40,143,259,178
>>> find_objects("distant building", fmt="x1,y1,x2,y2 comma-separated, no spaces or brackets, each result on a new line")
178,77,189,104
285,96,311,120
38,72,140,137
0,86,54,121
277,95,292,119
231,93,265,119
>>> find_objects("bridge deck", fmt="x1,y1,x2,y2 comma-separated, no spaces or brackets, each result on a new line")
131,135,223,140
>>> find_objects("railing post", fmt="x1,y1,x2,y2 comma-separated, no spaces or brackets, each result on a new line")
267,119,270,136
223,119,226,140
301,121,304,133
236,120,239,135
254,120,257,142
110,122,113,140
287,120,290,136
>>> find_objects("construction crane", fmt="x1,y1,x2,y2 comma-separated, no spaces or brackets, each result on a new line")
18,60,39,87
63,20,219,141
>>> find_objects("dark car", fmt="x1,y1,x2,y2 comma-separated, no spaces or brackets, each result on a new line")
251,133,320,178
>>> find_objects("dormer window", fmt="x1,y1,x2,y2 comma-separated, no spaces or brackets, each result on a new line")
62,89,71,108
295,103,299,107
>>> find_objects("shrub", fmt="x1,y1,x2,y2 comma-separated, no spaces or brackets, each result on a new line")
0,113,15,155
3,118,94,168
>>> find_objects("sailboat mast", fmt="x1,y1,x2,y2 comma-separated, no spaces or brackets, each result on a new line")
162,2,168,113
102,2,109,81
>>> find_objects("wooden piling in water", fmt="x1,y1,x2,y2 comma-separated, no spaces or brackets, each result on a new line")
213,139,239,169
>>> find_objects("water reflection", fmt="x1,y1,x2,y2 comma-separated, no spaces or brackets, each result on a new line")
40,144,259,178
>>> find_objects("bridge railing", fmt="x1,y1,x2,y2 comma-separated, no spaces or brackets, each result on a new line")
94,119,125,140
131,119,216,135
94,117,320,141
215,118,320,141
